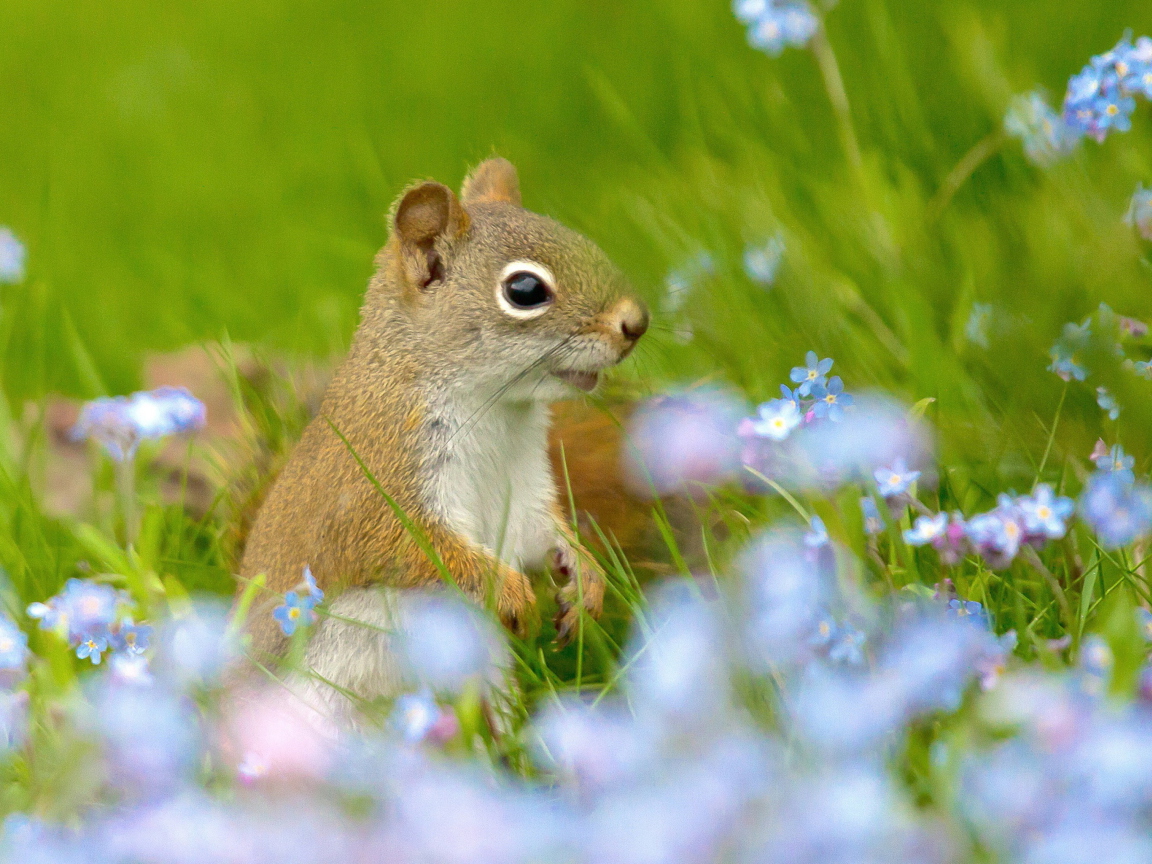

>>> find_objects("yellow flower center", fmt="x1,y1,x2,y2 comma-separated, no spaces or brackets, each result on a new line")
825,394,836,404
0,637,12,652
288,608,301,620
807,370,818,380
1036,506,1052,521
1107,103,1120,116
1005,522,1020,540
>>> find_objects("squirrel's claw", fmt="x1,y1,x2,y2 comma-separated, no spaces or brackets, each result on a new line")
496,566,536,639
551,542,605,648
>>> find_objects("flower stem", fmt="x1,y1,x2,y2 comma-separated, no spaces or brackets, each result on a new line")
810,23,864,181
926,129,1009,223
117,454,138,547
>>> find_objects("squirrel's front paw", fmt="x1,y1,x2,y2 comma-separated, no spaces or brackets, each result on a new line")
552,542,606,647
495,565,537,639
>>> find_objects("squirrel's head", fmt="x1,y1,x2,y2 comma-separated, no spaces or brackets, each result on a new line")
370,158,648,399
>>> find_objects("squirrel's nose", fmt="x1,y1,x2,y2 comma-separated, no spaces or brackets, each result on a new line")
612,296,649,343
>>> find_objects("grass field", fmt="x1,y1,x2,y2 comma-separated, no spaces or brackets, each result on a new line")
3,0,1152,860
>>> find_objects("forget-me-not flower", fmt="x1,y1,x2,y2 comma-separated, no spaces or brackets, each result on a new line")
736,1,819,56
743,234,785,286
1126,185,1152,241
76,634,109,665
1004,91,1080,166
1096,387,1121,420
790,351,833,397
0,228,26,284
0,617,28,672
1092,442,1136,482
810,376,852,421
273,592,318,637
1048,321,1091,382
72,387,207,461
751,398,801,441
1080,471,1152,548
874,458,920,498
1017,484,1075,541
860,496,884,536
904,512,948,546
803,515,829,548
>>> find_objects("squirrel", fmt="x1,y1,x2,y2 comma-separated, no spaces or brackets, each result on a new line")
237,157,648,716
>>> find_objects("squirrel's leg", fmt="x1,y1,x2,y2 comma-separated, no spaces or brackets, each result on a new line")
395,522,537,638
550,512,607,647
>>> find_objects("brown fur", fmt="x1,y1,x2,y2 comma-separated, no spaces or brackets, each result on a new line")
239,159,648,663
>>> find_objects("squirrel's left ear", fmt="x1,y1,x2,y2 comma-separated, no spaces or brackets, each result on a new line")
461,157,521,207
392,181,470,291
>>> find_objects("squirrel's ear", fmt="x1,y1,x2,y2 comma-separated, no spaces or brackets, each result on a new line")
392,181,469,290
461,157,521,207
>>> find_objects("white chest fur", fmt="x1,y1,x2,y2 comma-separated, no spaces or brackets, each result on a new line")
422,397,558,571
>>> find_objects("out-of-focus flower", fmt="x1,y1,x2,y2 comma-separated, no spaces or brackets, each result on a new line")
1134,359,1152,378
91,681,200,790
627,584,731,729
662,251,714,316
828,624,866,665
1004,91,1080,165
966,496,1026,569
391,689,459,745
874,458,920,498
302,565,324,603
0,616,28,680
736,1,819,56
809,376,852,421
226,686,332,782
1126,184,1152,240
398,594,506,694
157,602,238,687
743,234,785,285
236,751,269,784
113,621,152,656
0,228,26,284
0,691,28,750
1080,471,1152,548
59,579,120,638
803,515,828,548
861,496,884,536
790,351,833,397
904,512,947,546
965,303,993,348
273,591,317,637
1091,442,1136,483
1048,321,1091,381
1096,386,1121,420
627,389,745,495
749,397,801,441
741,532,834,667
1137,607,1152,642
948,598,990,628
110,653,152,686
1079,635,1114,693
534,700,654,793
1064,46,1138,143
976,631,1018,691
1018,484,1075,541
72,387,207,461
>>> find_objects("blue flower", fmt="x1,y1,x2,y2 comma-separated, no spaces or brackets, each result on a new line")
809,376,852,421
115,622,152,656
1126,185,1152,241
965,498,1025,568
1017,484,1076,541
0,617,28,672
1135,360,1152,379
71,387,207,461
1064,40,1142,143
803,515,828,548
1080,472,1152,548
743,234,785,286
56,579,121,643
809,614,836,648
301,565,324,603
1096,386,1121,420
76,633,109,665
828,624,866,665
947,598,990,628
1048,321,1091,381
1092,442,1136,483
1137,607,1152,642
0,228,26,284
1004,91,1080,166
750,397,801,441
860,496,884,536
272,591,318,636
874,458,920,498
789,351,833,397
739,1,819,56
391,689,447,743
904,512,948,546
1079,634,1113,681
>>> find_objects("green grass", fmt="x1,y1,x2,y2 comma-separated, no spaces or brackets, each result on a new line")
3,0,1152,820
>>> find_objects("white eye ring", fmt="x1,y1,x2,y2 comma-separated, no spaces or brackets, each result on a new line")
496,260,556,320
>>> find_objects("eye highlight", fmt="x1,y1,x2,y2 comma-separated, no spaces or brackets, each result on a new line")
497,261,555,319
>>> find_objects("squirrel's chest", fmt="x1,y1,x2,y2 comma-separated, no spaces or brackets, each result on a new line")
421,400,557,569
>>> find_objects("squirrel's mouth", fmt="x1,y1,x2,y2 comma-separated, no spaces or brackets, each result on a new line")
552,369,600,392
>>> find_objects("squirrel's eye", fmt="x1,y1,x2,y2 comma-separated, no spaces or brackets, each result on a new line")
496,261,557,319
502,271,553,309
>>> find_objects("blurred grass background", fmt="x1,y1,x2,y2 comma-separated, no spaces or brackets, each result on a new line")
3,0,1152,511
